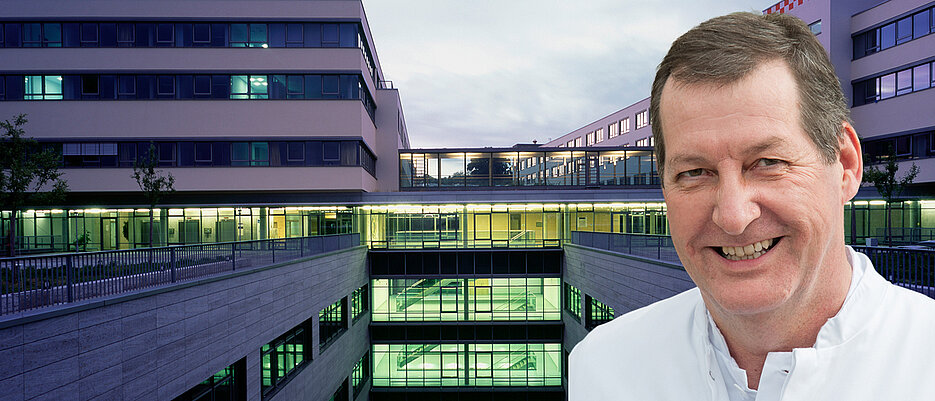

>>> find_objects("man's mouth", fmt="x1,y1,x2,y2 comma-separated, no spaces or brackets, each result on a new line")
715,237,780,261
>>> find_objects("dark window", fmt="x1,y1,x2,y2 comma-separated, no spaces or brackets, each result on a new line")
193,23,211,45
158,142,176,166
231,23,266,47
194,75,211,97
563,282,581,320
0,77,4,100
118,76,136,99
175,23,193,47
341,141,357,165
99,23,116,47
81,75,99,96
4,24,21,47
322,75,339,98
268,23,285,48
286,24,303,47
195,142,212,165
323,142,340,162
269,75,287,99
211,23,227,46
63,23,79,47
321,24,339,47
287,142,304,162
585,294,615,331
0,23,4,48
136,75,156,99
100,75,116,99
62,75,80,100
305,74,322,99
5,76,23,100
22,23,41,47
156,23,174,46
135,23,154,47
80,23,98,47
304,23,321,47
896,136,912,156
340,23,357,47
117,23,134,47
157,75,175,98
177,75,194,99
178,142,194,166
211,75,230,98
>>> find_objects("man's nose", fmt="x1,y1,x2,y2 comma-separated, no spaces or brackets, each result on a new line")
711,175,760,236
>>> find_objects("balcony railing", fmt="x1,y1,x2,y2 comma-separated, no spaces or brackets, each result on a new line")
0,233,360,317
569,231,680,264
570,231,935,299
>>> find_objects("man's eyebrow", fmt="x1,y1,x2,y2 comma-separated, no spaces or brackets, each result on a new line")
666,137,787,168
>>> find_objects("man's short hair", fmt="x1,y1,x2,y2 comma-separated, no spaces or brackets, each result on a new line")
650,12,849,177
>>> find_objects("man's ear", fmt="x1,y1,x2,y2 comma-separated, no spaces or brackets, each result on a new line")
838,121,863,203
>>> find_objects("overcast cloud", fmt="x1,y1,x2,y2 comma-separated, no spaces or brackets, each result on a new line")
363,0,776,148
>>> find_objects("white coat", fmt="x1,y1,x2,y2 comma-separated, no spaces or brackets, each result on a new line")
569,248,935,400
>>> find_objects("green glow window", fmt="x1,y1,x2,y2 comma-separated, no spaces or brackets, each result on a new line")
260,322,309,399
585,295,615,331
372,343,561,387
563,282,581,320
172,358,245,401
231,142,269,166
230,23,267,47
352,352,370,397
230,75,268,99
351,284,369,322
319,297,347,349
371,278,561,322
24,75,63,100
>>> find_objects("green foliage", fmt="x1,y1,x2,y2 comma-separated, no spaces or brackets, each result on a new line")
132,142,175,208
863,153,919,202
0,114,68,212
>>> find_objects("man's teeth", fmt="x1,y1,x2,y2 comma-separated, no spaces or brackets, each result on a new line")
721,239,774,261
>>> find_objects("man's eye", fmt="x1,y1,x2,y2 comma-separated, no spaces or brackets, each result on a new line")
681,168,705,178
756,158,783,167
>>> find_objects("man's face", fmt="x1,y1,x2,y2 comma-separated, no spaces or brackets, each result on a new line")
659,60,857,317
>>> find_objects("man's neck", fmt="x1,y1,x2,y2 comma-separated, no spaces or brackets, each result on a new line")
708,254,853,389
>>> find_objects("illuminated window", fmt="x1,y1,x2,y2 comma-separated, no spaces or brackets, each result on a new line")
563,282,580,320
230,75,268,99
319,297,347,349
24,75,63,100
261,321,310,399
230,23,267,47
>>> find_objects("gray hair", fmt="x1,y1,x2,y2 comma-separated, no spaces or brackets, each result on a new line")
650,12,849,178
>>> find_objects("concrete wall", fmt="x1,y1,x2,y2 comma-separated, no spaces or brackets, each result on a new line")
561,243,695,350
0,245,369,401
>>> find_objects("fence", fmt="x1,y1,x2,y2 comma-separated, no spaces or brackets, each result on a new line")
852,245,935,298
0,233,360,317
570,232,935,299
569,231,681,264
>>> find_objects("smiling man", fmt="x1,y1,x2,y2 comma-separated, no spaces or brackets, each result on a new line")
569,12,935,401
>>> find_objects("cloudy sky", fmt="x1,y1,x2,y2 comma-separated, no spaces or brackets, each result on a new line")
362,0,778,148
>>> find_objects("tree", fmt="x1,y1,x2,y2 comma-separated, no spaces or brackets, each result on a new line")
863,150,919,246
0,114,68,256
132,143,175,247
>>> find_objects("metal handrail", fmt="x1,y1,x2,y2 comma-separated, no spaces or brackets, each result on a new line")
0,233,361,317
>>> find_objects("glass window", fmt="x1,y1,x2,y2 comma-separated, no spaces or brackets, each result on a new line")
881,23,896,49
136,75,155,99
268,23,285,47
118,143,136,167
81,75,99,96
191,23,210,45
287,142,304,162
880,73,896,99
157,75,175,98
194,142,212,165
117,23,134,47
323,142,340,162
231,23,266,47
193,75,211,97
286,23,303,47
0,77,4,100
914,10,930,39
250,142,269,166
339,23,357,47
176,75,193,99
174,23,192,47
23,23,41,47
261,321,311,398
80,23,98,47
250,24,267,47
135,23,154,47
896,69,913,96
230,75,268,99
304,23,321,47
319,298,347,349
896,136,912,156
45,23,63,47
231,142,249,166
158,142,176,166
896,17,912,45
156,23,174,46
322,75,339,98
211,23,227,46
4,24,20,48
287,75,304,99
322,24,339,47
211,75,229,98
24,75,63,100
118,75,136,99
808,20,821,35
99,23,116,47
99,75,116,99
913,64,930,92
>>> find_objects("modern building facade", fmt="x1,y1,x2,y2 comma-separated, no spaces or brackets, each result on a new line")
1,1,934,401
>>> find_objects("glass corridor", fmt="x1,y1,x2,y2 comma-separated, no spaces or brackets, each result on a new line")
372,343,562,387
372,278,561,322
6,200,935,254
